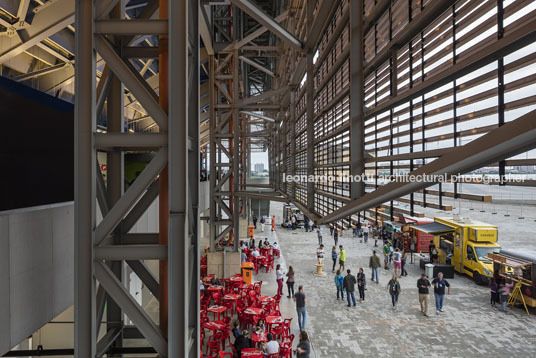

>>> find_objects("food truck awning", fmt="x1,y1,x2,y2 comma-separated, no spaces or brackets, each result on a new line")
413,222,455,234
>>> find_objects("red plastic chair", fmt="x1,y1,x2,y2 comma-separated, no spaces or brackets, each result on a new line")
279,342,292,358
207,332,224,357
270,323,285,340
282,333,295,346
282,318,292,336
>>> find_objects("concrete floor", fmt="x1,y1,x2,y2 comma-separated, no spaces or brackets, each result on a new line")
265,200,536,358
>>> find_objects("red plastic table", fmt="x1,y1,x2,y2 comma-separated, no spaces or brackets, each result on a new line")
251,331,268,347
257,296,274,303
230,276,243,287
241,348,263,357
244,307,263,316
265,315,283,332
207,305,227,321
207,285,224,293
222,293,239,314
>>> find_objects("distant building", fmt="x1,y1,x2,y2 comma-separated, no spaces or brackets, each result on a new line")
254,163,264,173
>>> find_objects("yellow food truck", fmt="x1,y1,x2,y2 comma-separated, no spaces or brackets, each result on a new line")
427,217,501,284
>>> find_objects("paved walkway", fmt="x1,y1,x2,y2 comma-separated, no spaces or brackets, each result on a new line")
265,201,536,357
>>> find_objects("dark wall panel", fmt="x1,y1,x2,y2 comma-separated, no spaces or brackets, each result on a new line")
0,76,74,211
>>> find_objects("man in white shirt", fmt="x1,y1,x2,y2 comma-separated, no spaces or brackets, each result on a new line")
251,249,260,258
272,242,280,251
316,244,325,265
264,333,279,355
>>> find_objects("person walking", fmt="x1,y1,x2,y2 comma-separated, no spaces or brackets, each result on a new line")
338,245,346,271
252,214,257,229
296,331,311,358
369,250,381,284
417,273,431,316
489,278,499,308
304,218,309,232
316,227,323,246
291,214,297,230
343,269,357,307
271,215,276,231
383,241,391,269
363,225,369,243
432,272,451,314
334,269,345,300
329,224,334,236
387,274,401,310
316,244,324,265
309,219,314,232
286,266,295,298
393,248,402,276
331,246,338,272
276,264,284,296
373,226,379,247
333,228,339,246
357,268,366,301
260,216,265,232
293,286,307,331
401,249,408,276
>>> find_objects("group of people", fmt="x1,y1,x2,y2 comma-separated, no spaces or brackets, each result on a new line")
252,214,277,232
489,275,515,312
324,221,454,316
241,214,312,357
231,320,311,357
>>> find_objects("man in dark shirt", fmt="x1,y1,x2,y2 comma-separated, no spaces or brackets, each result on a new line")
417,273,431,316
293,285,307,331
234,330,251,357
343,269,357,307
432,272,451,314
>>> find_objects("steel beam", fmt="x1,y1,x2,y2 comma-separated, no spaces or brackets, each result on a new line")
241,111,276,122
119,179,159,233
95,132,168,149
95,148,168,245
231,0,302,50
240,87,287,105
96,0,120,19
96,328,121,358
94,262,167,356
0,0,74,65
74,0,96,356
95,19,168,35
95,245,168,260
239,56,275,77
95,35,169,130
227,11,288,51
318,108,536,224
126,260,160,300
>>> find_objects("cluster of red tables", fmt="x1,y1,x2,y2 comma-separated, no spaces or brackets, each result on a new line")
200,273,294,357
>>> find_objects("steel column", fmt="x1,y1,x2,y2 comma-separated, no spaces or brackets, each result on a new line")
74,0,96,356
350,0,365,201
305,0,315,213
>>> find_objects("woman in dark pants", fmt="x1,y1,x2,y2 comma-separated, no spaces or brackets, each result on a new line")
286,266,295,298
357,267,366,301
331,246,338,272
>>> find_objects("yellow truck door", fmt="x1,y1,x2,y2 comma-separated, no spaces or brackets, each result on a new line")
463,244,478,278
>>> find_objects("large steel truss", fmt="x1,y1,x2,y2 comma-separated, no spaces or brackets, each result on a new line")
74,0,199,356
